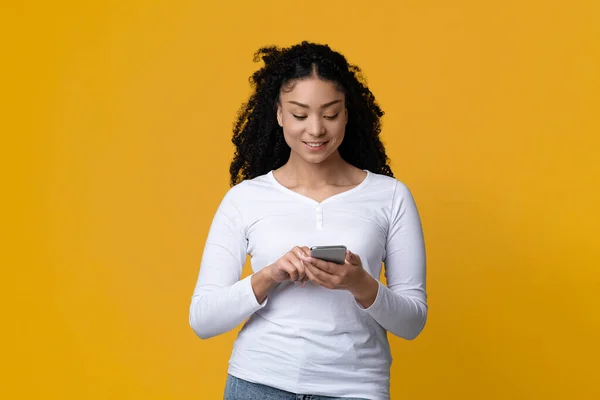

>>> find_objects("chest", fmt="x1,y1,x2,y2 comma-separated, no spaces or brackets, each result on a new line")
245,199,389,275
285,184,361,203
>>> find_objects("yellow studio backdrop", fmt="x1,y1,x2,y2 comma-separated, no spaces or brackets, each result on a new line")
3,0,599,399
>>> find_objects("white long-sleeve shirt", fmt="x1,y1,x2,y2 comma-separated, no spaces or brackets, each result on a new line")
189,170,427,400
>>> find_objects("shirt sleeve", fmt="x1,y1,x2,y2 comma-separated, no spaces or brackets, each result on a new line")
189,187,267,339
356,180,428,340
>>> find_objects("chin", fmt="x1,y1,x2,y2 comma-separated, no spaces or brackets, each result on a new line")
305,157,328,165
288,140,341,164
300,151,335,165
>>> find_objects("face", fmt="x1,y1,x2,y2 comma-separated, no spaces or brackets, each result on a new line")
276,77,348,165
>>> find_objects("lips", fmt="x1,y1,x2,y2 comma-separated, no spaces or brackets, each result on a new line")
303,141,328,151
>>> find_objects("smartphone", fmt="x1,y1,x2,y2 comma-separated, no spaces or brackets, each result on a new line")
310,245,347,265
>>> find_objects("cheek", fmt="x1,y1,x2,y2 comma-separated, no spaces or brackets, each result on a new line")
328,121,346,140
282,119,304,138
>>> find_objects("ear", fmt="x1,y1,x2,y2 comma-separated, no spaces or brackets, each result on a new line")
276,102,283,127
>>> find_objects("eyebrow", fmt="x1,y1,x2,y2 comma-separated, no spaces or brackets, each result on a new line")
287,99,343,109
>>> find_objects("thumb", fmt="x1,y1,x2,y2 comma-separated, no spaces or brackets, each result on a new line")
346,250,359,264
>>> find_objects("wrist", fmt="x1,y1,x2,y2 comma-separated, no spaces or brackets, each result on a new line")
251,266,279,304
260,265,278,286
350,270,379,307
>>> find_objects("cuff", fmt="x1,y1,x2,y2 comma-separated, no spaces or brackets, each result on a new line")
242,273,269,309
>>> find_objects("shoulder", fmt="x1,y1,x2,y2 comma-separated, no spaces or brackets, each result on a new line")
366,172,416,208
220,172,273,205
367,171,410,193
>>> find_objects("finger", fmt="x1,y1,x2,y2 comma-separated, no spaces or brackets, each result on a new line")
296,260,306,281
288,255,305,280
305,265,333,289
298,269,309,287
300,246,311,257
345,250,361,265
281,260,299,281
300,275,309,287
344,251,353,265
299,250,310,287
307,257,340,274
293,246,310,259
289,252,306,280
305,263,335,287
291,248,309,279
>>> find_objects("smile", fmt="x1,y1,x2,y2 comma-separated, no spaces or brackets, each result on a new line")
303,141,328,150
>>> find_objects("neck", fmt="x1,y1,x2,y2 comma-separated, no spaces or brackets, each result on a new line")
279,151,351,187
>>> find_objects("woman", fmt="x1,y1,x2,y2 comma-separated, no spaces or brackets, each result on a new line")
189,41,427,400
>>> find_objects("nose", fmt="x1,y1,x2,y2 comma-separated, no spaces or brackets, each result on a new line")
307,116,326,137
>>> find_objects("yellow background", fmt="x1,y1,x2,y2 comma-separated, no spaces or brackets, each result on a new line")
4,0,599,399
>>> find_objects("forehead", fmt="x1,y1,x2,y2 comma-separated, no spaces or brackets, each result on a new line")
280,78,344,102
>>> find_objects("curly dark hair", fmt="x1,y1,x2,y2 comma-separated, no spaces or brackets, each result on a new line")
229,41,394,186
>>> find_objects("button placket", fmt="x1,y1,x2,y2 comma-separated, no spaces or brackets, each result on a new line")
316,204,323,230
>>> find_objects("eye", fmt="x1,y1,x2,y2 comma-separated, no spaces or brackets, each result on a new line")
324,113,340,120
292,114,307,120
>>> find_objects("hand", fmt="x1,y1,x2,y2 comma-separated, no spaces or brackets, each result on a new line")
264,246,311,286
303,250,379,307
302,250,367,291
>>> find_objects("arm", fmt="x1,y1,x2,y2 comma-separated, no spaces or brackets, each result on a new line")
189,189,272,339
354,180,428,340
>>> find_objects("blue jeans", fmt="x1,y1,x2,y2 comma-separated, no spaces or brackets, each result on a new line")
224,374,369,400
